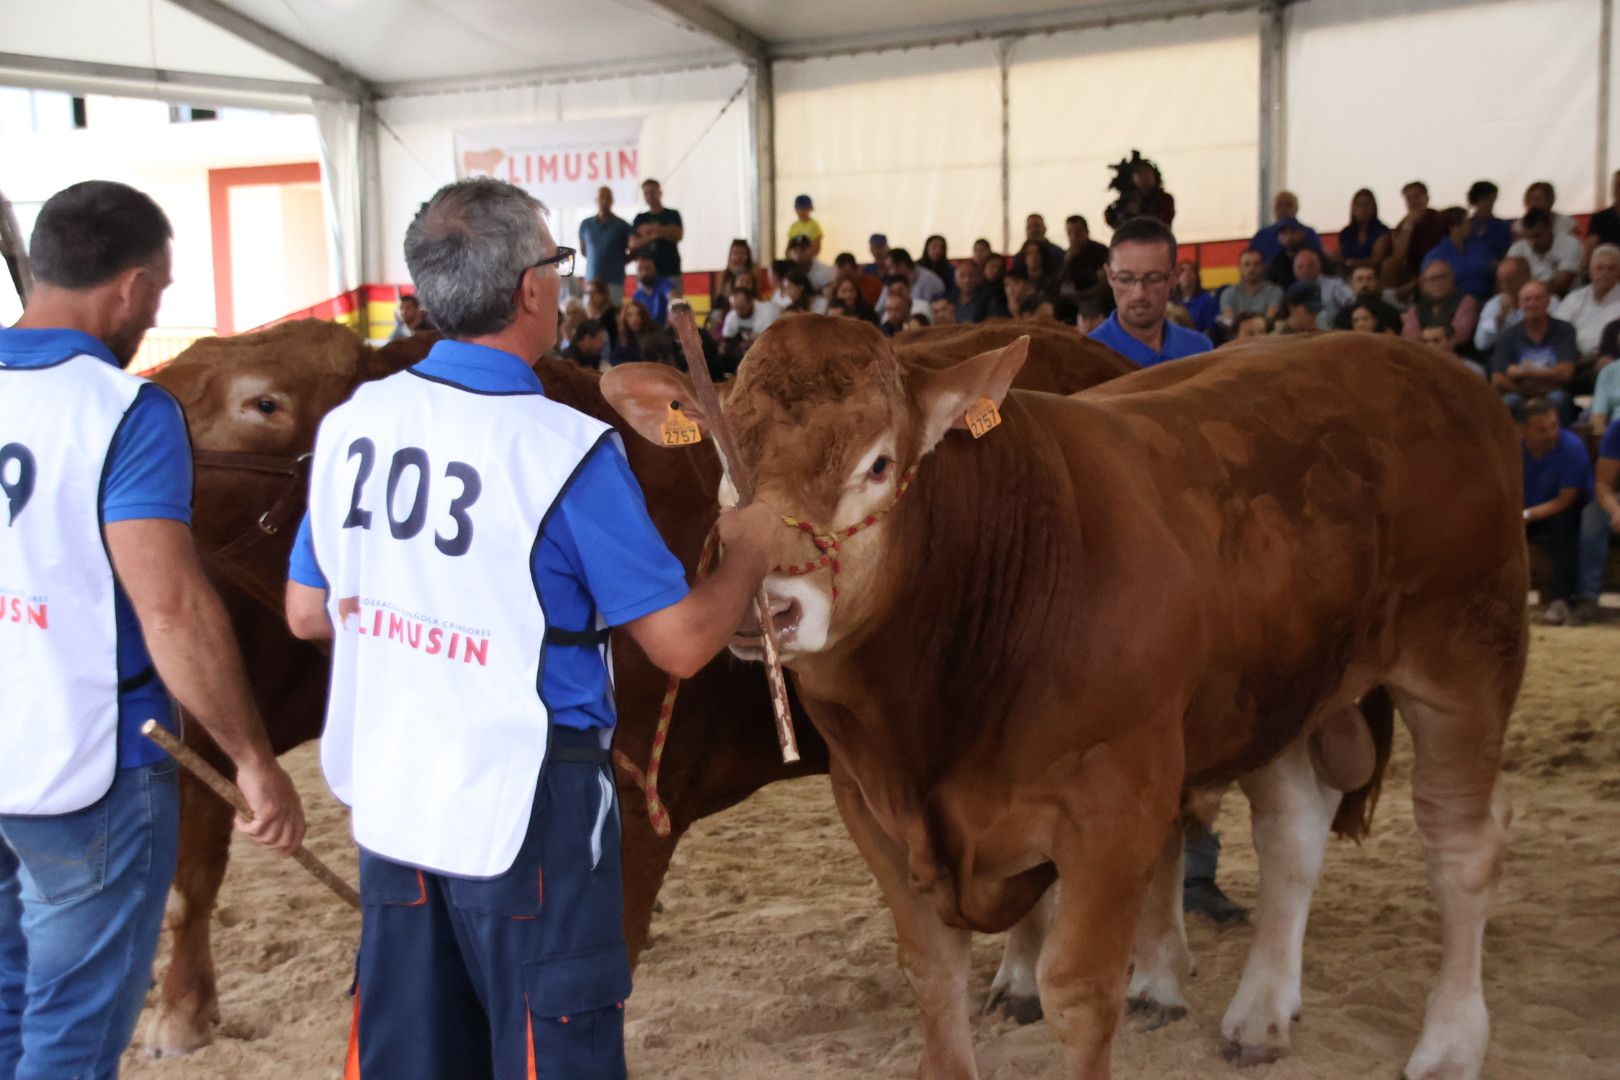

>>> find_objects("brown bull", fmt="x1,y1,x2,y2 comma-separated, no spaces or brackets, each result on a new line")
602,321,1525,1080
142,317,1128,1053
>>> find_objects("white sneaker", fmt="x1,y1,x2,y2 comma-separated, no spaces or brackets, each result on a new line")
1539,599,1571,626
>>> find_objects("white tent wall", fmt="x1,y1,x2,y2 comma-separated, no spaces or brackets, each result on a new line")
1008,12,1261,246
373,64,754,285
314,100,363,295
773,44,1003,263
1284,0,1603,230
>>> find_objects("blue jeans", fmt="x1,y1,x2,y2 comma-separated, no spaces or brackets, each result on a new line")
1502,388,1574,427
1579,500,1616,601
0,760,179,1080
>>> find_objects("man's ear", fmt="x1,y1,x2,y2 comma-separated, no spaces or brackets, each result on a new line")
600,363,709,446
909,335,1029,453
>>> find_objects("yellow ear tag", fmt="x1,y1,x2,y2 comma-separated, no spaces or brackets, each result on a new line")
661,402,702,447
964,397,1002,439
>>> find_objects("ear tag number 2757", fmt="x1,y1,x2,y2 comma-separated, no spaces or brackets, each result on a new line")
661,403,702,447
964,398,1001,439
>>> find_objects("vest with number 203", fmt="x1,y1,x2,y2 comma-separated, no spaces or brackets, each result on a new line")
0,354,143,815
309,369,613,878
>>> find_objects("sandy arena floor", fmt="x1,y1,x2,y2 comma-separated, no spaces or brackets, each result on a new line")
122,625,1620,1079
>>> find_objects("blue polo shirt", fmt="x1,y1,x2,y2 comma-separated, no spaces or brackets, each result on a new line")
1600,418,1620,463
631,278,675,325
1522,428,1593,508
578,213,632,286
0,326,192,768
288,340,688,729
1089,311,1212,367
1422,237,1497,300
1470,215,1514,260
1251,220,1323,264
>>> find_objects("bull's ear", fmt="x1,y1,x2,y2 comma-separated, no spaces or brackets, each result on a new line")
600,363,710,446
911,336,1029,452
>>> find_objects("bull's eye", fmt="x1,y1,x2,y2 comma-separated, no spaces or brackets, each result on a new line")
870,456,890,479
255,398,278,415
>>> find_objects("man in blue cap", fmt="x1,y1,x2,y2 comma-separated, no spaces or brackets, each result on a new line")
787,194,822,259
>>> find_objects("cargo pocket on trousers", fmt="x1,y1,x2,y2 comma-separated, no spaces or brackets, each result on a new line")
522,945,632,1080
357,850,431,907
1,799,110,905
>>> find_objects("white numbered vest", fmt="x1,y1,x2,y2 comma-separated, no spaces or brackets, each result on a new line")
309,369,613,877
0,354,144,815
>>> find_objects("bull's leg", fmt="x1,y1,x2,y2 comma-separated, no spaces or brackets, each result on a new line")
618,805,682,967
985,884,1053,1024
1126,825,1192,1029
1389,687,1510,1080
146,768,234,1056
1219,734,1340,1065
829,767,977,1080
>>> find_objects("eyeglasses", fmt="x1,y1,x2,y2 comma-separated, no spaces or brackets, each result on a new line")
517,246,576,290
1109,270,1172,290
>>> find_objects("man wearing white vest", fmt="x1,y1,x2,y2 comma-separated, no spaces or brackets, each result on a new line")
285,178,778,1080
0,181,305,1079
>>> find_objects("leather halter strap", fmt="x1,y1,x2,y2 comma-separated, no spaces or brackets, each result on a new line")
192,449,312,562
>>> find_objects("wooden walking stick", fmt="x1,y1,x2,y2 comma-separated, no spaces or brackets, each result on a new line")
141,720,361,911
666,303,800,764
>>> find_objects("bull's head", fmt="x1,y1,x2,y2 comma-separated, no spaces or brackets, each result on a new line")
603,315,1027,661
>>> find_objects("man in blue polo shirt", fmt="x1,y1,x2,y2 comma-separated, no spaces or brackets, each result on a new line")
1575,418,1620,625
1520,397,1593,625
578,185,632,302
1089,216,1213,367
285,178,777,1079
0,181,304,1079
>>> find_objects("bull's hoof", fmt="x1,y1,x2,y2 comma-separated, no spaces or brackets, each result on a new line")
984,987,1044,1025
145,1008,217,1058
1220,1034,1286,1067
1127,995,1187,1031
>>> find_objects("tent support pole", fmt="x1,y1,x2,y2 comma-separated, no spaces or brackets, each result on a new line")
997,38,1013,255
1601,0,1613,204
751,60,776,264
1257,0,1286,227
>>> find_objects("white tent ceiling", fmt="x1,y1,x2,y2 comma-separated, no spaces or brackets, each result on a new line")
0,0,1262,107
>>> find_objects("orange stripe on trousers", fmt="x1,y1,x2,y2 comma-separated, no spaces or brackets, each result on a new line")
525,994,538,1080
344,989,361,1080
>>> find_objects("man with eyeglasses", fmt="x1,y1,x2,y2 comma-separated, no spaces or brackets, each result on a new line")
1087,216,1246,925
1089,216,1213,367
283,178,779,1078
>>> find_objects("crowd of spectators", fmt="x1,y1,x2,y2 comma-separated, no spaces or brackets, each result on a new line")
548,170,1620,624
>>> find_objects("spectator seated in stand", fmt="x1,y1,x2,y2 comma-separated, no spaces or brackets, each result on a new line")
1022,214,1068,271
1402,260,1480,349
1348,299,1401,335
1555,244,1620,360
1272,284,1323,335
718,286,780,377
878,290,910,337
1337,188,1392,272
1334,264,1402,332
612,299,675,366
1516,180,1579,241
1586,170,1620,263
885,274,930,320
1251,190,1323,264
584,278,619,350
904,313,931,331
1172,261,1219,336
785,233,836,294
1519,397,1593,626
1507,208,1582,297
830,276,879,325
1491,280,1580,424
1265,219,1312,288
1011,238,1062,301
1576,417,1620,625
1586,317,1620,436
1467,180,1514,261
1291,248,1356,329
1419,322,1483,377
775,267,827,314
952,257,995,324
1061,214,1110,303
1422,206,1497,301
1382,179,1445,295
918,235,958,301
929,296,957,326
561,318,608,370
1475,256,1547,353
1076,298,1107,335
1017,293,1056,322
629,255,676,326
1219,249,1284,332
888,247,944,302
1233,312,1272,339
981,254,1011,318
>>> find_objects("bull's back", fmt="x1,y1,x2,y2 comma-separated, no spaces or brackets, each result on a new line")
1053,333,1523,778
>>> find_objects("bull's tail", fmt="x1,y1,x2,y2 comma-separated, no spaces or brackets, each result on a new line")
1330,684,1395,842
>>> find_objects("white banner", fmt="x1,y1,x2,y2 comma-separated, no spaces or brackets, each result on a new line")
454,117,644,211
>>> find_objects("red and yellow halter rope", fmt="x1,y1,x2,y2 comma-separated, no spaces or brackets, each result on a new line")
613,464,918,836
